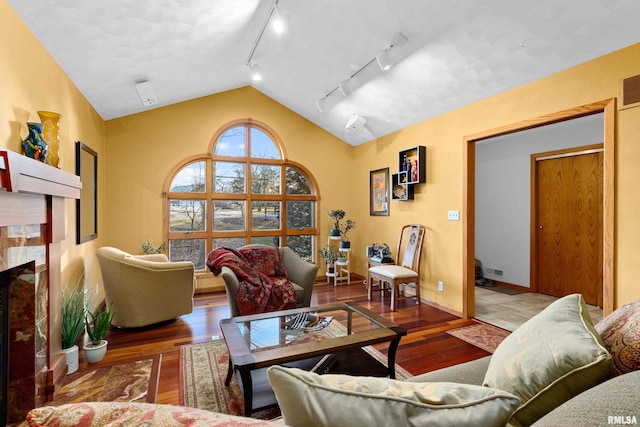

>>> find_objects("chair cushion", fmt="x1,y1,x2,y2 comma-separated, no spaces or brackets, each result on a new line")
267,366,520,427
595,298,640,375
369,265,418,279
483,294,613,427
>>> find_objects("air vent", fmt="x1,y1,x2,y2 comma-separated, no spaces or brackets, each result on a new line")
618,73,640,110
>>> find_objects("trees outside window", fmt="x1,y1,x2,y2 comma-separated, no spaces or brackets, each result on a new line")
164,120,318,269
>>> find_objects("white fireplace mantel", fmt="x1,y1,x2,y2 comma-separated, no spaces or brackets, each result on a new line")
0,149,81,200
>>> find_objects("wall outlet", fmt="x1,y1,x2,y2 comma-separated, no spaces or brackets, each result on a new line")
95,283,99,295
438,281,444,291
447,210,460,221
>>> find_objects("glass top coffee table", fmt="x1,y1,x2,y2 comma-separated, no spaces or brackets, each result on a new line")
220,301,407,416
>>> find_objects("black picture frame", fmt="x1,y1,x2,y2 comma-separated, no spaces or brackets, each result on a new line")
76,141,98,244
370,168,390,216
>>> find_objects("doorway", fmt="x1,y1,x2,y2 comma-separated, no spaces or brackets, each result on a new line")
533,146,603,307
463,99,615,319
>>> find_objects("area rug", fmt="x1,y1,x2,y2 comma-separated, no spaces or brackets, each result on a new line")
446,323,511,354
179,322,411,418
52,358,158,404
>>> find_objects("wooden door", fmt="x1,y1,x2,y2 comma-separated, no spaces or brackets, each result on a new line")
535,149,603,306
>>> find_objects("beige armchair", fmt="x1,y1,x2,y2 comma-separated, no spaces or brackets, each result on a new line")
96,246,195,328
220,245,319,317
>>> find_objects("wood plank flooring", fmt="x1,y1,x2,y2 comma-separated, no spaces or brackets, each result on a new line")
81,279,490,405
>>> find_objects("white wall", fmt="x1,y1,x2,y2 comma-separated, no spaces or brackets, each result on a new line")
475,113,603,287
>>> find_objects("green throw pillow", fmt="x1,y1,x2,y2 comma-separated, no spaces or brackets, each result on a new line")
267,366,520,427
483,293,613,427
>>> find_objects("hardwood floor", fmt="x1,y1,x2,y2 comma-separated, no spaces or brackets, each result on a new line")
86,279,490,405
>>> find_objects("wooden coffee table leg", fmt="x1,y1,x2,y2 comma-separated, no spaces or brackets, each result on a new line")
239,368,253,416
387,335,402,379
224,359,234,386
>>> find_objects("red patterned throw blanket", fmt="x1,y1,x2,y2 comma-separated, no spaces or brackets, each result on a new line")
206,247,296,315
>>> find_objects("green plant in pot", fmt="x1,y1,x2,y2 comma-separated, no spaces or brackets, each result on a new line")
339,218,357,249
318,244,339,274
142,239,166,255
61,284,86,375
84,302,115,363
328,209,345,237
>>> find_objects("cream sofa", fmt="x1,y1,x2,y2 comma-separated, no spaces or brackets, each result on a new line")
96,246,195,328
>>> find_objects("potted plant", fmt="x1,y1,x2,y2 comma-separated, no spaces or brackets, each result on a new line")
61,284,86,374
84,302,115,363
328,209,345,237
318,244,339,275
142,239,166,254
339,218,357,249
337,251,348,264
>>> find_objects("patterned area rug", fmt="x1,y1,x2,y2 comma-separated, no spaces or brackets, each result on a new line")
179,322,411,418
446,323,511,353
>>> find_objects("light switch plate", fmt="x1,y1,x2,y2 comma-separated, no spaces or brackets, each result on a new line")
448,210,460,221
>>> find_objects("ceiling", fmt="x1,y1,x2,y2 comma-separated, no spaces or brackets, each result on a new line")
8,0,640,145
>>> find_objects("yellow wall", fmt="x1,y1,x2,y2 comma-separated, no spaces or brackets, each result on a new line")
353,43,640,312
0,0,107,306
104,87,352,290
3,0,640,313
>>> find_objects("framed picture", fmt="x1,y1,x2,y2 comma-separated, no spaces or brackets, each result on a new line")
76,141,98,244
370,168,390,216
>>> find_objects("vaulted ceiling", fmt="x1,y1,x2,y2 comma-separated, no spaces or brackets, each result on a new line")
8,0,640,145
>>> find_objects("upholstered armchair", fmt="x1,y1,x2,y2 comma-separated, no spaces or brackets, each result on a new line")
220,245,319,317
96,246,195,328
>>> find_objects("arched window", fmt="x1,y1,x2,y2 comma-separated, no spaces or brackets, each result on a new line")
163,120,318,270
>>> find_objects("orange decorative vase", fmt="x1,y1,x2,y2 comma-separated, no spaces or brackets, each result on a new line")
38,111,61,168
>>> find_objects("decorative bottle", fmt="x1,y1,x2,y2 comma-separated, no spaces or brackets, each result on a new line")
38,111,61,168
22,122,48,163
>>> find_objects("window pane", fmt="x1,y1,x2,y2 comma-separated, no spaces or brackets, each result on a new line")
213,161,245,193
286,167,311,195
169,239,206,270
286,235,313,262
214,126,246,156
213,201,246,231
251,236,280,247
286,201,314,229
169,200,205,231
170,161,206,192
251,164,280,194
212,238,245,250
252,201,281,230
250,127,279,159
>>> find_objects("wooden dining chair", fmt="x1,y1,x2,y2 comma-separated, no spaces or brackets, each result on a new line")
367,224,425,311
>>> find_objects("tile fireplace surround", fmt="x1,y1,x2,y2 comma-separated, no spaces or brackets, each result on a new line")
0,149,81,424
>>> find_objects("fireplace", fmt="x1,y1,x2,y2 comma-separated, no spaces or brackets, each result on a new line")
0,258,46,425
0,150,81,423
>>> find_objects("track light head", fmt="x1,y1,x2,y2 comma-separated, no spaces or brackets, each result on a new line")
272,5,288,34
376,49,392,71
315,98,327,113
338,80,352,97
250,64,262,81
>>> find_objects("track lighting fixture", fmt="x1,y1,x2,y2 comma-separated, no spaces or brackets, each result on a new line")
315,32,408,112
246,0,286,82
